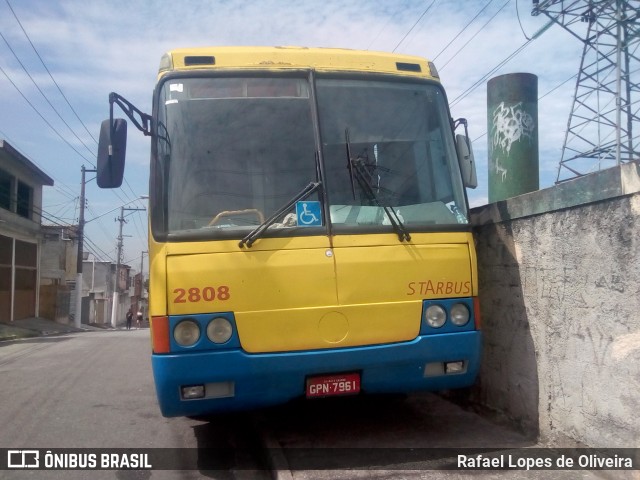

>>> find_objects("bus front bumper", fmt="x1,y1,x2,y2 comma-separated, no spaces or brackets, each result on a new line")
151,331,482,417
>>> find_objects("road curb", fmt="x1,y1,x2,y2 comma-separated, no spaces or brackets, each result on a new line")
251,413,294,480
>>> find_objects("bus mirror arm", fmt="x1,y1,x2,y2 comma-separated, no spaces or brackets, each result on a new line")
109,92,152,137
453,118,478,189
97,93,152,189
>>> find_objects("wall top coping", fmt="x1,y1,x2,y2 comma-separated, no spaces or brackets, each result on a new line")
471,161,640,225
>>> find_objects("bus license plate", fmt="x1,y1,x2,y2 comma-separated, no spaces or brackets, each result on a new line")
306,373,360,398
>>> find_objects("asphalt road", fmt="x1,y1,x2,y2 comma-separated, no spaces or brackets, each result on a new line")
0,330,612,480
0,330,268,480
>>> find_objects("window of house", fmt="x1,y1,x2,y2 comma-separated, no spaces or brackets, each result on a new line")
0,169,11,211
17,181,32,219
0,235,12,322
15,239,37,268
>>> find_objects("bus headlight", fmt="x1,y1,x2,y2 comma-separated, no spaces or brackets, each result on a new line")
425,305,446,328
450,303,470,326
174,319,201,346
207,317,233,344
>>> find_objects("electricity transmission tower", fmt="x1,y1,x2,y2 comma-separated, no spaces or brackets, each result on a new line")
532,0,640,183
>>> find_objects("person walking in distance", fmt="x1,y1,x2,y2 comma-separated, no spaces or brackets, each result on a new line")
136,311,143,329
126,308,133,330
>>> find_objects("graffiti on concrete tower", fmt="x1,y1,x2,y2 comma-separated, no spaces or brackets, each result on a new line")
491,101,535,182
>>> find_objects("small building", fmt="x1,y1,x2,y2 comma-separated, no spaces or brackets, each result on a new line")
0,140,54,322
40,225,79,323
131,271,148,321
82,259,131,325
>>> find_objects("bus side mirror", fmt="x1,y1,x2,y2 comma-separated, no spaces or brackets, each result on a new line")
456,134,477,189
97,118,127,188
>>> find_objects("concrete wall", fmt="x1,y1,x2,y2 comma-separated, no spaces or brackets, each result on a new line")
470,162,640,448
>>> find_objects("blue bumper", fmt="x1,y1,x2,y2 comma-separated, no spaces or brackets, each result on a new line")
151,331,482,417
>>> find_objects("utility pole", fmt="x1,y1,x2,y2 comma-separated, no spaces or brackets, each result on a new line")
110,206,124,329
140,250,148,316
140,250,147,290
110,206,146,328
75,165,96,328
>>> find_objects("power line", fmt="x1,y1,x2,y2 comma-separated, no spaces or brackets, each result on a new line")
450,38,533,107
37,205,111,262
439,0,511,71
130,209,148,246
0,38,138,210
83,235,113,263
470,72,580,144
515,0,532,41
48,199,77,221
123,252,147,267
367,7,398,50
86,204,123,245
34,200,115,263
532,0,640,182
4,0,98,145
15,192,76,228
0,63,96,166
1,1,142,212
392,0,437,53
540,73,578,101
0,31,96,158
1,184,128,264
432,0,496,62
0,128,78,200
50,184,78,201
449,18,553,108
83,170,141,220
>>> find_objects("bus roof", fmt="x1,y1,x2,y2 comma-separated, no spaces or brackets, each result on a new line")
159,46,439,81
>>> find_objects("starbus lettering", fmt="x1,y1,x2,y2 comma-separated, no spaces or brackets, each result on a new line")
407,280,471,296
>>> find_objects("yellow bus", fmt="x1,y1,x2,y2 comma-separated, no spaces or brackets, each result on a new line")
97,46,480,417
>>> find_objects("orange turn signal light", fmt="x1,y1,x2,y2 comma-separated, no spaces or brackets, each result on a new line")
151,316,170,353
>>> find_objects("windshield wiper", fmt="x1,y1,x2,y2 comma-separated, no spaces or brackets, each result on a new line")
345,129,411,242
239,181,322,248
345,129,357,200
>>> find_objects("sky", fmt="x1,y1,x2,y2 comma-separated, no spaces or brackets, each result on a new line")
0,0,588,274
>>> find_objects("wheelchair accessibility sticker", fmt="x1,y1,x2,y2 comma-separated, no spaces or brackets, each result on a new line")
296,201,322,227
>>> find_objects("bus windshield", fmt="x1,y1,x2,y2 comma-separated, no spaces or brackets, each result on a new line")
317,78,468,228
157,74,468,238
